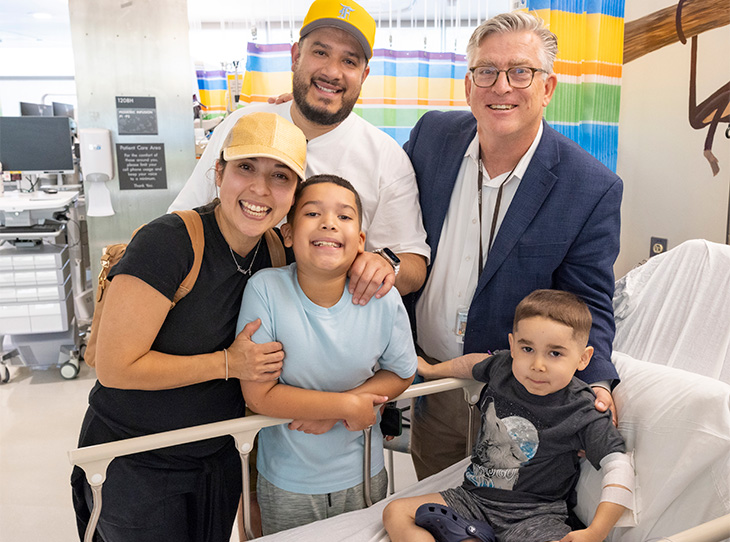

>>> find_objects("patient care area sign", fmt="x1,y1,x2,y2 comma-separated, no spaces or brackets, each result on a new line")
116,143,167,190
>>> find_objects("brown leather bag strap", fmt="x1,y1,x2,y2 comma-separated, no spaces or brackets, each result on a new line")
171,210,205,306
264,228,286,268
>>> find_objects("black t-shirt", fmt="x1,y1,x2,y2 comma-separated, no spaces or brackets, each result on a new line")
83,203,291,456
464,351,625,503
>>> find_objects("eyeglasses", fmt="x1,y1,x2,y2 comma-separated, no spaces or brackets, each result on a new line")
469,66,548,89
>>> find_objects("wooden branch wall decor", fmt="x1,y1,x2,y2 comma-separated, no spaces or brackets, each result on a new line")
623,1,729,64
623,0,730,176
685,35,730,176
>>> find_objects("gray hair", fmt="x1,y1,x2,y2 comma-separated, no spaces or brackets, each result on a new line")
466,11,558,74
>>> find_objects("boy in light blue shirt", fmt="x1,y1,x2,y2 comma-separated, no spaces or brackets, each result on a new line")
236,175,417,534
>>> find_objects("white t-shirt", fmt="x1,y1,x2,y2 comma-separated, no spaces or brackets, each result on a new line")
169,102,430,259
416,124,543,361
236,263,418,494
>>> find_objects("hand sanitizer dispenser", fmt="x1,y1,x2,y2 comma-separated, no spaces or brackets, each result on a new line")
79,128,115,216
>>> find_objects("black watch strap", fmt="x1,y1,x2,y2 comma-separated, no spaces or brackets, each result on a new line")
374,248,400,276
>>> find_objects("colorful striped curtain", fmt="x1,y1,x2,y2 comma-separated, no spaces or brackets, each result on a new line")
195,69,228,120
239,43,294,104
526,0,625,171
195,2,624,170
213,42,469,147
355,49,469,145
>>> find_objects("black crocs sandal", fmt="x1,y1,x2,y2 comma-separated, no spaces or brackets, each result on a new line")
415,503,496,542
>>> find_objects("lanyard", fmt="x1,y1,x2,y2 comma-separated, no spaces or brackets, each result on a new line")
477,158,518,276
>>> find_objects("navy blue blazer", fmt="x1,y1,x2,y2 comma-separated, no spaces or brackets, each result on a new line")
404,111,622,385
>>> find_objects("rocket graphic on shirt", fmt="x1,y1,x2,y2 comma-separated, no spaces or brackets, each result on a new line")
465,397,539,490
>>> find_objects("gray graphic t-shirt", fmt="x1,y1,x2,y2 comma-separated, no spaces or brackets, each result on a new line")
465,351,625,503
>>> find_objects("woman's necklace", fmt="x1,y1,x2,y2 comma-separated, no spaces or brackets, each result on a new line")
229,238,262,276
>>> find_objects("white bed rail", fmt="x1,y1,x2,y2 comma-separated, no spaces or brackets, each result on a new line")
68,377,481,541
658,513,730,542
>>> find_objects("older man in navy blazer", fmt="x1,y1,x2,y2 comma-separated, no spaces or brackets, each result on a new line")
406,11,623,479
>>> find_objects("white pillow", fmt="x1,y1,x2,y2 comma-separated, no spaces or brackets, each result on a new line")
612,239,730,383
575,352,730,541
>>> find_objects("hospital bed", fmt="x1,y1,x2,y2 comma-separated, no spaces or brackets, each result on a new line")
69,239,730,542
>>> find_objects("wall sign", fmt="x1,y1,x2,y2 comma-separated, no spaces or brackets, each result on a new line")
116,143,167,190
116,96,158,135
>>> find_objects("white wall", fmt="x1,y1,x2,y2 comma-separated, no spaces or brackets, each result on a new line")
615,1,730,276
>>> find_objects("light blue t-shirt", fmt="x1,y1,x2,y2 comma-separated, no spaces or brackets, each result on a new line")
236,263,417,494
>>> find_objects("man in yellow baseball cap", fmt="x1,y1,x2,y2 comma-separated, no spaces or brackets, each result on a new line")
290,0,375,128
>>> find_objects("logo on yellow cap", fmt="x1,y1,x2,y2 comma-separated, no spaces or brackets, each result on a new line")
338,4,354,20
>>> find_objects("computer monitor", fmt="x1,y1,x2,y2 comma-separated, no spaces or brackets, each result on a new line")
0,117,75,174
52,102,75,119
19,102,53,117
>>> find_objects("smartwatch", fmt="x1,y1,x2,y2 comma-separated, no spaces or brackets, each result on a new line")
374,247,401,277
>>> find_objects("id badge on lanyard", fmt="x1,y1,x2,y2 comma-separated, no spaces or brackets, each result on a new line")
455,306,468,343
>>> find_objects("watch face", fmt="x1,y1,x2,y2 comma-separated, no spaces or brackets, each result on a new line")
382,247,401,265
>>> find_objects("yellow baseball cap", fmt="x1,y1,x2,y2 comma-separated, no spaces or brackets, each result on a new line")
300,0,376,60
222,113,307,181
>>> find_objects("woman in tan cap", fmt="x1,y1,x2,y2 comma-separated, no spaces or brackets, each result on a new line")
71,112,306,542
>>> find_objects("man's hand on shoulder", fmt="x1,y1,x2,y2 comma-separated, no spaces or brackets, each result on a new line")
267,92,293,105
348,251,396,305
592,386,618,427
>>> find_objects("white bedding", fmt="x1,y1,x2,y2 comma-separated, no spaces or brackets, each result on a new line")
612,239,730,383
575,352,730,541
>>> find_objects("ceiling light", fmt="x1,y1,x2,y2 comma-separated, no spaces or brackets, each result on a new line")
32,12,53,20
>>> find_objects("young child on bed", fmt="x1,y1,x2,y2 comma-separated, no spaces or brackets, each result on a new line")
236,175,417,535
383,289,634,542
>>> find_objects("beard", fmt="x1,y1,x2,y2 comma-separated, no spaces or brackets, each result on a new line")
291,70,359,126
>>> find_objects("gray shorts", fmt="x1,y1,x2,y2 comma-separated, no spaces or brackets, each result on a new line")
441,486,571,542
257,469,388,535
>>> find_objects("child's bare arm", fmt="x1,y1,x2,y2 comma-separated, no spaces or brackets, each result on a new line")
560,452,634,542
417,353,488,380
240,379,387,431
287,418,339,435
287,370,413,434
350,369,414,399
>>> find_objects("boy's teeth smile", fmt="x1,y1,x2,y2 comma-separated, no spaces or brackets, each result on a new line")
312,240,342,248
239,201,270,217
489,104,516,110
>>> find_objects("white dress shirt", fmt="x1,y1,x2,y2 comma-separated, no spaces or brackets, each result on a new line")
416,123,544,361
